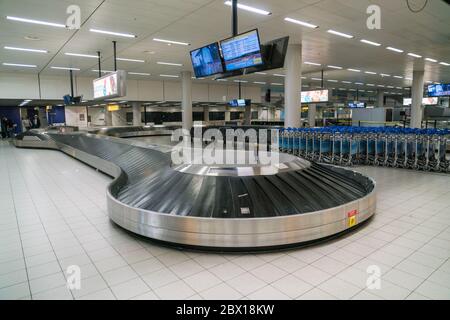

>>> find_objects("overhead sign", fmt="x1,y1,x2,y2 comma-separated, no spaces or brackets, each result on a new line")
403,97,438,106
93,70,127,100
301,90,329,103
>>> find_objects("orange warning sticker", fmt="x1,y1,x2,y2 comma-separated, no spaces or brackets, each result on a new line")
347,209,358,218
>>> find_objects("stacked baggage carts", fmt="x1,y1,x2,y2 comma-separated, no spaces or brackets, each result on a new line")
279,127,450,172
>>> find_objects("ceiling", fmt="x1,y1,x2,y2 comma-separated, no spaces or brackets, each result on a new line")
0,0,449,96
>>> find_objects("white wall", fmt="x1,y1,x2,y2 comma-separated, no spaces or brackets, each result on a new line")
0,72,262,103
65,106,88,127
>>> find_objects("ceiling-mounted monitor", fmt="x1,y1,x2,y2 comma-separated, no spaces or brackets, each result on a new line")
403,97,438,105
228,99,251,107
301,90,329,103
93,70,127,100
219,29,264,72
348,102,366,108
190,42,224,78
427,83,449,97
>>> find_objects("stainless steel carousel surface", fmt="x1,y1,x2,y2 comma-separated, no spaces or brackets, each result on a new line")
14,126,376,251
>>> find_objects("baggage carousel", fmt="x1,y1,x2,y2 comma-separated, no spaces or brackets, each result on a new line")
14,126,376,251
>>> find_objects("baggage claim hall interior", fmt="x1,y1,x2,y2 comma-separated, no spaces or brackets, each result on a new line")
0,0,450,301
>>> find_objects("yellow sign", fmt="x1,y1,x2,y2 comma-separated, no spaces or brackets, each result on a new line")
107,104,120,112
348,216,357,227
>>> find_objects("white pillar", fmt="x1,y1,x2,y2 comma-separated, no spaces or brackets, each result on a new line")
284,44,302,128
377,90,384,108
181,71,193,130
203,106,209,123
225,109,231,122
308,104,316,127
105,108,112,126
132,103,141,126
411,70,424,128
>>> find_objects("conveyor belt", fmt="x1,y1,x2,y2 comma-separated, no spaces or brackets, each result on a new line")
14,128,376,250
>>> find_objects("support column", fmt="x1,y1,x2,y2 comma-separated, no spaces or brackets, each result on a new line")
203,106,209,123
132,102,141,126
181,71,193,130
105,108,112,126
284,44,302,128
377,90,384,108
411,70,424,128
308,104,317,128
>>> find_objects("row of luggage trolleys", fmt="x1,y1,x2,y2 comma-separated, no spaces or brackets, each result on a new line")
278,127,450,172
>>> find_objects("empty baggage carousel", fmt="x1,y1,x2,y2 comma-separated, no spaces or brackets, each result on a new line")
14,127,376,251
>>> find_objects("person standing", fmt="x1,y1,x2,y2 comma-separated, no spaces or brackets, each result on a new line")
31,115,41,129
22,117,31,132
1,116,8,139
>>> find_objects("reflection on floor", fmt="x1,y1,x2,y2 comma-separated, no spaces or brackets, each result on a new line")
0,140,449,300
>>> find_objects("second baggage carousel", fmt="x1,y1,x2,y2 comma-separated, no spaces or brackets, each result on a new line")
14,127,376,251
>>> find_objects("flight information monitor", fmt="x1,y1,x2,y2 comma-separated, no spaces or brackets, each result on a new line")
220,29,263,72
427,83,450,97
190,42,224,78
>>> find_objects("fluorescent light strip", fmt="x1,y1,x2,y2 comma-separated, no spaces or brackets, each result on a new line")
377,85,385,87
301,76,307,79
2,63,36,68
396,87,403,89
90,29,136,38
407,53,422,58
92,69,114,73
327,29,354,39
425,58,437,63
273,73,285,77
328,65,343,69
355,82,364,85
224,1,271,15
386,47,404,53
327,79,338,82
440,62,450,66
6,16,65,28
117,58,145,63
387,86,394,88
66,53,98,58
153,38,190,46
347,68,360,72
255,72,267,75
405,77,412,80
380,73,391,77
271,83,283,86
128,72,150,76
311,78,322,81
234,80,248,83
284,17,318,29
253,81,266,85
393,75,403,79
367,84,375,86
341,81,352,84
160,74,179,78
360,39,381,46
51,66,80,71
216,79,228,81
365,71,377,75
157,61,183,66
304,61,321,66
4,46,48,53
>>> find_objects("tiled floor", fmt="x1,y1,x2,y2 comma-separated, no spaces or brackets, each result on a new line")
1,140,450,300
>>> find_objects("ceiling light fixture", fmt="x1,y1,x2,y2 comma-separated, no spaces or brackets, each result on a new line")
304,61,321,66
393,75,403,79
224,1,271,15
4,46,48,53
255,72,267,75
157,61,183,66
160,74,179,78
128,72,150,76
51,66,80,71
271,83,283,86
360,39,381,46
311,78,322,81
440,62,450,66
253,81,266,85
284,17,318,29
347,68,360,72
89,29,137,38
153,38,190,46
327,79,338,82
380,73,391,77
2,62,36,68
328,65,343,69
327,29,354,39
367,84,375,86
355,82,364,85
6,16,65,28
386,47,404,53
341,81,352,84
234,80,248,83
425,58,437,63
117,58,145,63
407,53,422,58
273,73,285,77
365,71,377,75
66,52,98,58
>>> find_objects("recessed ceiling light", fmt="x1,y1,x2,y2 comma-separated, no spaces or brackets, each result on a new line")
253,81,266,84
407,53,422,58
128,72,150,76
365,71,377,75
153,38,190,46
273,73,285,77
425,58,437,63
2,62,37,68
89,29,136,38
51,66,80,71
234,80,248,83
338,88,346,90
440,62,450,66
328,65,343,69
355,82,364,85
377,85,385,87
157,61,183,66
393,75,403,79
271,83,283,86
66,53,98,58
327,29,354,39
284,17,318,29
311,78,322,81
386,47,404,53
380,73,391,77
341,81,352,84
349,89,356,91
347,68,360,72
387,86,394,88
327,79,338,82
4,46,48,53
360,39,381,46
117,58,145,63
6,16,65,28
160,74,179,78
92,69,114,73
367,84,375,86
396,87,403,89
224,1,271,15
255,72,267,75
304,61,321,66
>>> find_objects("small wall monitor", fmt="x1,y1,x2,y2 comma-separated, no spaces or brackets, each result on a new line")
190,42,224,78
427,83,450,97
93,70,127,100
228,99,251,107
301,90,329,103
348,102,366,108
220,29,264,72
